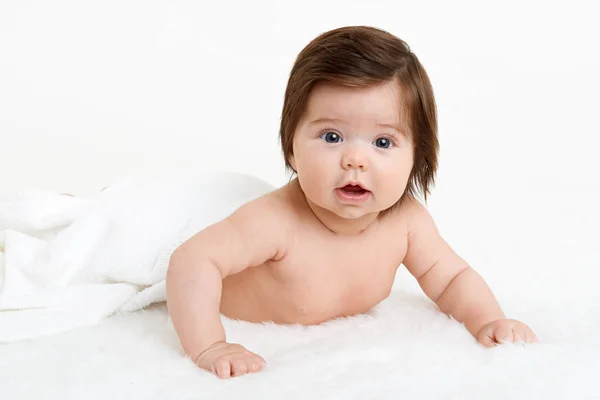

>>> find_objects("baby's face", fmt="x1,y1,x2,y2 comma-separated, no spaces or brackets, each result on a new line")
291,80,414,220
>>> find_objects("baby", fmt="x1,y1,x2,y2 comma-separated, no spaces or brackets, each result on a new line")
166,26,538,379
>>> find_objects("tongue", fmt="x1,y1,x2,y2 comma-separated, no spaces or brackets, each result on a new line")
343,185,365,193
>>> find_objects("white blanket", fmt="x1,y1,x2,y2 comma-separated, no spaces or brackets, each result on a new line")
0,172,274,342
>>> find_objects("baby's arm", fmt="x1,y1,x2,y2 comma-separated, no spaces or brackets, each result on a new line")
166,196,288,378
402,200,537,346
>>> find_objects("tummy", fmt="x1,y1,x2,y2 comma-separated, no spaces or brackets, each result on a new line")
220,260,397,325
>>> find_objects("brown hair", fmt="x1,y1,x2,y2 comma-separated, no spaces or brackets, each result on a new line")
279,26,439,212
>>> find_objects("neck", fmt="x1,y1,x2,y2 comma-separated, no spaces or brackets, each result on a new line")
292,179,379,236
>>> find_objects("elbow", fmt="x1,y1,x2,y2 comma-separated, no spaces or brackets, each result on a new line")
434,265,472,303
166,247,193,285
166,249,182,286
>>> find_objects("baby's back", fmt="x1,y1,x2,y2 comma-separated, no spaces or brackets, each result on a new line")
219,180,410,325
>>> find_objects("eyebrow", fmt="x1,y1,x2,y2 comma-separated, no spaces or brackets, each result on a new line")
308,117,403,134
308,117,345,126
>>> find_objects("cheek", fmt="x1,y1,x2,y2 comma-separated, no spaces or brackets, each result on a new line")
377,155,413,197
299,157,328,189
296,147,336,198
298,144,334,173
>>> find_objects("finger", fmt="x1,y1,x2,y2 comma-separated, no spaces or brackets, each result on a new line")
213,359,232,379
230,359,249,377
477,326,497,348
478,333,496,348
513,328,525,344
253,354,267,368
250,355,267,371
526,329,539,344
244,351,267,368
493,324,513,344
479,337,496,348
248,361,261,372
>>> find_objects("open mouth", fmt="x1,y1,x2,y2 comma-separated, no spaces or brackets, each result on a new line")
336,184,371,203
340,184,368,195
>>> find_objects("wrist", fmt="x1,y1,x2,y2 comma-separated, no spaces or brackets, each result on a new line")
193,340,227,364
442,308,502,337
467,314,506,337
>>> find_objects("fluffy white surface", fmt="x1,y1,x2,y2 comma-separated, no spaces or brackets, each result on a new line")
1,175,600,398
1,277,599,399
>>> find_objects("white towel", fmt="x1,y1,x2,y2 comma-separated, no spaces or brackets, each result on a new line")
0,171,274,342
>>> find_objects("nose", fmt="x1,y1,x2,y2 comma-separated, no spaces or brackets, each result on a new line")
341,145,368,171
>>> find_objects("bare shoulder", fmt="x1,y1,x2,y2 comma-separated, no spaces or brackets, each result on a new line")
228,186,295,236
171,185,295,277
394,196,439,271
381,195,426,234
396,195,429,220
399,196,440,252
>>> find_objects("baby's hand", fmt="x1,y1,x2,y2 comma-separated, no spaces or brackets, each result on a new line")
476,319,538,347
194,341,267,379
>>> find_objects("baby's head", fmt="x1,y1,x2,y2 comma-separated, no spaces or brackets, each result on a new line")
279,26,438,220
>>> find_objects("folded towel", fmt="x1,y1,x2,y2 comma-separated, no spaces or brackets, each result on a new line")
0,171,274,342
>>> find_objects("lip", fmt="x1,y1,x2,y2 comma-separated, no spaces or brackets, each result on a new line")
335,184,371,203
338,181,368,191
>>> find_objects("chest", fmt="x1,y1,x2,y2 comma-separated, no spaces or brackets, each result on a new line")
271,224,407,319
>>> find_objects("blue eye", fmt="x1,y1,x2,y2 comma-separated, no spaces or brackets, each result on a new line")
373,137,393,149
320,131,342,143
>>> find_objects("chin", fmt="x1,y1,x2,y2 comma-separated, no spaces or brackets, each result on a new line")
313,200,359,220
332,206,373,220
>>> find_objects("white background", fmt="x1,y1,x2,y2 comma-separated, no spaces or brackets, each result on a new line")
1,1,599,297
